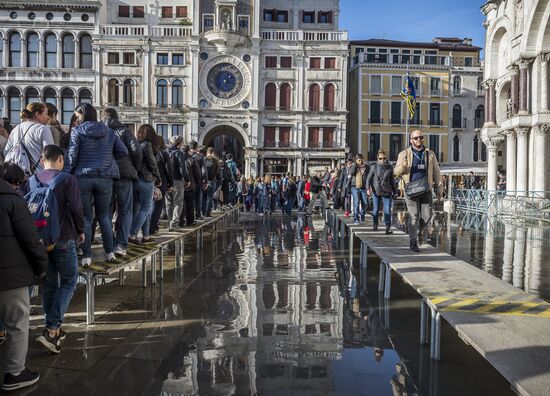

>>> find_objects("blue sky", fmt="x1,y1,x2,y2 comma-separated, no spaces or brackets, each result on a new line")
340,0,487,52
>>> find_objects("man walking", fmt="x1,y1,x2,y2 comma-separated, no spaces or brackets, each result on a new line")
166,136,189,231
203,147,220,217
103,109,142,257
33,145,84,353
189,141,206,220
225,154,238,206
307,171,328,217
394,129,442,252
182,145,202,226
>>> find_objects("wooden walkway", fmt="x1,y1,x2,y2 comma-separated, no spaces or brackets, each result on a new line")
80,208,240,324
330,209,550,396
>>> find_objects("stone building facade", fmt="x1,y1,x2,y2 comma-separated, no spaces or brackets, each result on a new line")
349,38,485,166
0,0,349,177
481,0,550,195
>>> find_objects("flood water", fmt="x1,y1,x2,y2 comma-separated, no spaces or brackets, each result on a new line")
23,213,516,395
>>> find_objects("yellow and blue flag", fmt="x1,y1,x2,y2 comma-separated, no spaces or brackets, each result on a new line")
401,73,417,120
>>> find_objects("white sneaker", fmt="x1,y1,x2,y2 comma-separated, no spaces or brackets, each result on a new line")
105,252,116,263
81,257,91,267
114,247,127,257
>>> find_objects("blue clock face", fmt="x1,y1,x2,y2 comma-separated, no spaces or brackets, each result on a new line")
207,63,244,100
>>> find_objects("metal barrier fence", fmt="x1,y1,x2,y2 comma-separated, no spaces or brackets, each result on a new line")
452,189,550,221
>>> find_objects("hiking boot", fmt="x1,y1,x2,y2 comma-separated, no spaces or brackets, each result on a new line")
385,225,393,235
36,329,61,354
410,240,420,253
2,368,40,391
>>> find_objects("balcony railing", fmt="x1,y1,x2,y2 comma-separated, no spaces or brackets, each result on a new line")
100,25,192,38
370,87,382,95
429,119,443,127
261,30,348,42
430,89,442,97
368,118,383,124
390,118,404,126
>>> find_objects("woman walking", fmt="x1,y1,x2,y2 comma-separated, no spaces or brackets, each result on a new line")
129,125,160,245
366,149,397,234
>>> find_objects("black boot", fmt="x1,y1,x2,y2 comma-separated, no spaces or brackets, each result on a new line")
373,222,378,231
385,225,393,235
410,239,420,252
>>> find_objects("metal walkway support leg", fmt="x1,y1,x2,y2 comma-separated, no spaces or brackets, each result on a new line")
420,299,428,344
378,261,386,292
84,273,95,325
159,246,164,280
349,230,354,263
383,261,391,299
119,269,125,286
151,253,157,285
142,258,147,288
340,221,345,240
359,242,364,266
180,236,185,263
175,239,181,268
430,306,441,360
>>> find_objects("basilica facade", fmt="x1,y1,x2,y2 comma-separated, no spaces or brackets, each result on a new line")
481,0,550,196
0,0,349,176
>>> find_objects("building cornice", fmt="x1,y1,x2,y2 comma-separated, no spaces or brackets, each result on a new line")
0,1,101,11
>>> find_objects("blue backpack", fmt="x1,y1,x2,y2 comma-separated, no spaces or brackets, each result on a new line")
24,172,69,252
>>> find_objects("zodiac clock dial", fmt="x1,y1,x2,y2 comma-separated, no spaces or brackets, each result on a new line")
200,55,251,107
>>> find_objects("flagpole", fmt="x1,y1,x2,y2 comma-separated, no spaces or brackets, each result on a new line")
406,62,410,147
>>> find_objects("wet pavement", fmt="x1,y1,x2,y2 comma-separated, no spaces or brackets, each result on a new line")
2,213,515,395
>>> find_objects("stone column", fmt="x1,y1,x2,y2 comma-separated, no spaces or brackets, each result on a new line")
74,38,80,69
56,38,63,69
509,65,519,115
540,54,549,112
484,83,490,123
38,38,44,68
485,135,504,192
20,37,27,68
534,124,548,195
512,228,526,288
501,224,514,284
506,130,517,194
2,37,8,67
487,79,497,124
518,59,530,114
515,127,529,196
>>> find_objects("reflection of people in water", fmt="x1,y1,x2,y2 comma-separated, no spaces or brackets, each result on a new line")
374,347,384,362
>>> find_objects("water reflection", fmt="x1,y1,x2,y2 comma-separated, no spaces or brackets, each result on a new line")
398,209,550,301
160,215,418,395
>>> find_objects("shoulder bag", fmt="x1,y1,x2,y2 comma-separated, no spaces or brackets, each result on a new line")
405,149,431,198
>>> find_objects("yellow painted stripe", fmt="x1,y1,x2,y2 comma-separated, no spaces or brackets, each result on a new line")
427,297,550,318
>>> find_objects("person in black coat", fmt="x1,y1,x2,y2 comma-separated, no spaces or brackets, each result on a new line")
150,136,174,235
0,173,48,390
366,149,397,234
181,145,201,226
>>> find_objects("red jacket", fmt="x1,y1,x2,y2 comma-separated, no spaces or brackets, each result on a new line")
304,181,311,200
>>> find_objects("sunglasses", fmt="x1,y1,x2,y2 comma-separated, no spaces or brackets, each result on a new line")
378,157,387,160
412,136,424,140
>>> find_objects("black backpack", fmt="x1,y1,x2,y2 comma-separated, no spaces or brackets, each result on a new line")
204,156,218,181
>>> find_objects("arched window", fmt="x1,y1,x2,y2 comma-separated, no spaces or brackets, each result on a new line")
25,88,39,106
123,79,134,106
79,34,93,69
172,79,183,108
9,32,21,67
79,89,93,104
44,33,57,68
452,104,462,128
279,83,291,111
453,76,461,95
43,88,57,106
8,87,22,123
474,105,484,129
62,34,75,68
481,141,487,162
156,79,168,107
309,83,320,111
453,135,460,162
108,79,119,106
264,83,276,109
61,88,75,125
26,32,39,67
324,83,335,111
473,135,479,162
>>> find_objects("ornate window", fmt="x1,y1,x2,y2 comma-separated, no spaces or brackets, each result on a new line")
452,76,461,95
156,79,168,107
62,34,75,68
0,34,4,67
108,79,119,106
26,32,39,67
474,105,484,129
80,34,93,69
172,79,183,108
44,33,57,68
79,89,93,104
25,87,39,106
8,87,22,123
452,104,462,128
308,84,320,111
61,88,75,125
264,83,276,110
123,79,134,106
279,83,291,110
324,83,335,111
9,32,21,67
43,88,57,105
453,135,460,162
473,135,479,162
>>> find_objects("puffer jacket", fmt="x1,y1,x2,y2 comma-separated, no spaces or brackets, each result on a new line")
0,179,48,291
105,118,142,180
68,121,128,179
138,141,161,184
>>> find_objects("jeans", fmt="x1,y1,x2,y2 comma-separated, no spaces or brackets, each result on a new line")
205,181,217,216
150,186,166,233
43,240,78,329
258,194,266,213
351,187,368,222
285,196,295,214
404,191,433,241
194,187,203,218
79,177,114,257
131,178,154,237
112,178,133,249
166,180,185,228
371,193,393,226
0,287,29,374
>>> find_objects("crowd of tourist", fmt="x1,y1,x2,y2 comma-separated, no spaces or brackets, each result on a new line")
0,101,446,391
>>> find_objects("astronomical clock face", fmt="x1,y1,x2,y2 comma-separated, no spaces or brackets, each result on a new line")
200,55,251,107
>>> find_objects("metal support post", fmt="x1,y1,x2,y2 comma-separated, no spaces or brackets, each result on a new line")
159,246,164,280
359,242,364,266
384,261,391,299
84,273,95,325
349,230,354,263
119,269,125,286
151,253,157,285
420,299,428,344
378,262,385,292
180,236,185,262
430,306,441,360
142,258,147,288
